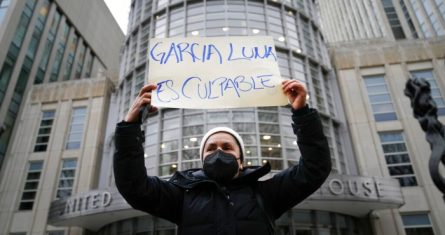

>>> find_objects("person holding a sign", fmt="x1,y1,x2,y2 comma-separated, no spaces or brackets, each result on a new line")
114,79,331,235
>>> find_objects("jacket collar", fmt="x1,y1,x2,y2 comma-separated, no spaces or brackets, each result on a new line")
170,162,271,188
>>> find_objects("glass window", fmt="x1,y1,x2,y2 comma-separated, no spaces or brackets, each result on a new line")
34,110,55,152
74,43,86,79
19,161,43,210
35,10,61,83
12,0,36,49
63,33,78,80
183,113,204,126
156,0,168,10
244,146,258,157
160,152,178,164
50,21,70,82
159,164,177,176
248,15,266,35
292,56,306,83
240,134,257,145
183,148,199,161
132,0,143,25
436,0,445,25
123,77,132,114
56,159,77,199
0,107,14,160
207,112,229,123
410,0,432,37
364,75,398,121
144,0,153,18
334,124,346,173
183,125,204,136
27,0,49,61
310,63,326,113
163,117,180,130
183,136,201,149
10,58,31,113
381,0,406,39
399,0,418,38
259,123,280,134
244,158,259,167
261,145,282,158
260,134,281,145
128,33,138,69
266,5,285,45
233,111,255,122
84,52,94,78
163,109,180,117
0,0,10,24
66,107,87,150
1,0,36,97
401,213,435,235
155,14,167,38
323,72,335,116
258,112,279,123
187,3,205,36
411,70,445,115
379,132,417,187
134,69,145,96
422,0,445,36
220,2,246,36
0,55,14,105
139,23,150,63
286,12,300,51
302,18,315,58
233,123,256,133
181,161,200,171
277,51,291,80
263,159,283,170
160,140,179,153
313,30,323,61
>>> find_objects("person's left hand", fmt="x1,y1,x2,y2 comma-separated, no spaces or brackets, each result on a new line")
282,79,307,110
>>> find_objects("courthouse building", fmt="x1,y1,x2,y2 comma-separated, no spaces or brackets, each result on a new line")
0,0,123,169
1,0,444,235
319,0,445,234
49,0,404,235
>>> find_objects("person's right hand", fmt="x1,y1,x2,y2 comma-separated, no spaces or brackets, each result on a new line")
124,84,158,123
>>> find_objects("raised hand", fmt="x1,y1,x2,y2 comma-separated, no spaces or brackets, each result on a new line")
282,80,307,110
124,84,158,123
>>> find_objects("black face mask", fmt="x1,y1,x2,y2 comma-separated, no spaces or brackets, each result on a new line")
203,150,240,183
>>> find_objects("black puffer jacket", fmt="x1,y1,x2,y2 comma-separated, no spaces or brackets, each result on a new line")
114,107,331,235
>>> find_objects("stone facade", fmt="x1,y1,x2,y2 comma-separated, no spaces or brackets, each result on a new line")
0,77,114,235
330,38,445,235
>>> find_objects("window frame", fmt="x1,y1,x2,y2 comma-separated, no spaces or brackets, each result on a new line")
18,161,44,211
378,131,418,187
363,74,398,122
401,213,435,234
55,159,77,199
65,106,87,150
33,110,55,152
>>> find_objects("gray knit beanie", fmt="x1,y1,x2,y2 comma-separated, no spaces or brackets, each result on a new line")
199,127,245,162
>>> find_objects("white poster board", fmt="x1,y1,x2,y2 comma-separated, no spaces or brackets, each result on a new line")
148,36,288,109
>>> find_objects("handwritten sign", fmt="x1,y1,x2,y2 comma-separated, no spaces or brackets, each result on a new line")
148,36,288,109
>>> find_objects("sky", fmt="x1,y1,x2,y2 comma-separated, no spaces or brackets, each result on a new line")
104,0,131,34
